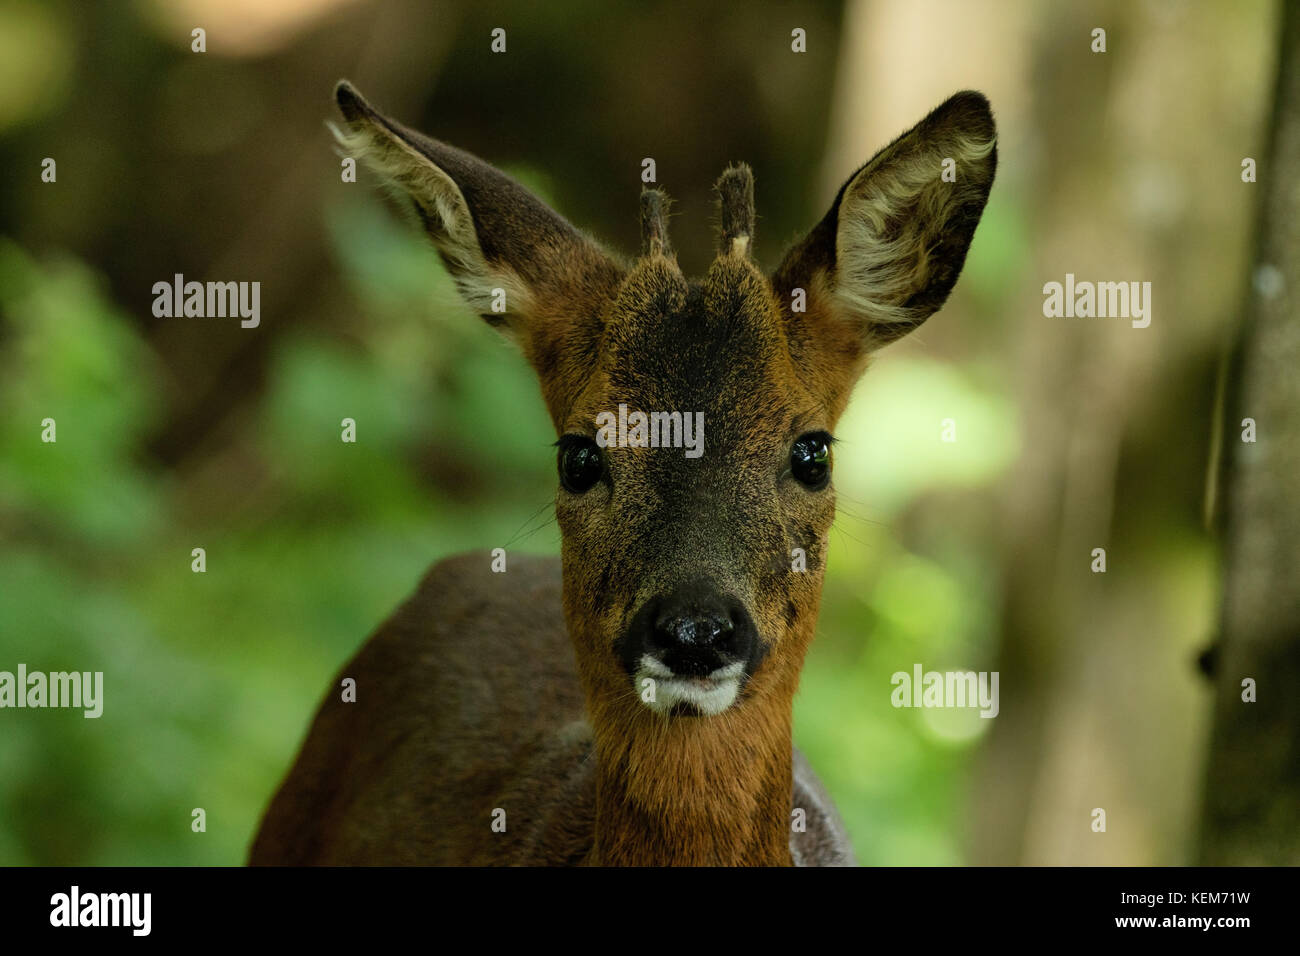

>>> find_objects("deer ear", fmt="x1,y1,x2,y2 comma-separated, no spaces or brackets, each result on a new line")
331,81,623,357
774,91,996,356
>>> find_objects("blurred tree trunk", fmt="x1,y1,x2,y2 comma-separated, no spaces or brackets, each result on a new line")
967,0,1273,864
1199,5,1300,866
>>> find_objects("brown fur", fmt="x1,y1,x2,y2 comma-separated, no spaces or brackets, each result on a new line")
249,82,996,866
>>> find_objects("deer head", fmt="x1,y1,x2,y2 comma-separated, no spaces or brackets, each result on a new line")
333,81,995,862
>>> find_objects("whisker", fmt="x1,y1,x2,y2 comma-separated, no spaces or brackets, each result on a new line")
511,515,560,547
503,499,555,547
834,502,886,530
829,522,872,550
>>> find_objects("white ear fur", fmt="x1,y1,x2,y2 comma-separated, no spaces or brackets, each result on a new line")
833,129,996,346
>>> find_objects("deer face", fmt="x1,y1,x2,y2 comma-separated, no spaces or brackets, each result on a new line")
558,249,834,718
334,82,995,722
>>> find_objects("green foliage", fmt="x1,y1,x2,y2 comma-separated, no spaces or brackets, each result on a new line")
0,218,560,864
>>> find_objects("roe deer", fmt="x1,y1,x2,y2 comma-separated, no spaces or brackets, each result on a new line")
249,81,996,866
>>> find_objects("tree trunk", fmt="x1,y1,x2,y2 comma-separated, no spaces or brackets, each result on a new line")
1199,4,1300,866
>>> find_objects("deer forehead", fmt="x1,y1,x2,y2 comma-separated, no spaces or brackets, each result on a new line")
575,256,814,430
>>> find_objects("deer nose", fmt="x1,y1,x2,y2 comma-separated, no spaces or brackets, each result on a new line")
645,588,750,676
654,609,733,650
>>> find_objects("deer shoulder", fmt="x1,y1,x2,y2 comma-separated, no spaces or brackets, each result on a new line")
250,554,591,865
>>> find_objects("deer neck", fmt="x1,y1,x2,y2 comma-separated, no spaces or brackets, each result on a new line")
585,680,797,866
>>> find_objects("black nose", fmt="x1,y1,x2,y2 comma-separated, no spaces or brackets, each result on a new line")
633,583,755,677
654,606,733,654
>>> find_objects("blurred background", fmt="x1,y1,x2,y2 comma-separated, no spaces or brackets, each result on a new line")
0,0,1288,865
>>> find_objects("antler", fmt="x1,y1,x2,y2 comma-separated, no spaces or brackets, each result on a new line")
640,188,673,258
715,164,755,256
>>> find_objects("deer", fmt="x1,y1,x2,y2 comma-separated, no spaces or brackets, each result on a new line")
249,80,996,866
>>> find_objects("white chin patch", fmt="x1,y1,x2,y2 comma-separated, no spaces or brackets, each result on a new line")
635,657,745,716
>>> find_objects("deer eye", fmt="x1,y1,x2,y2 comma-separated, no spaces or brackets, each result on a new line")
558,435,605,493
790,432,832,489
